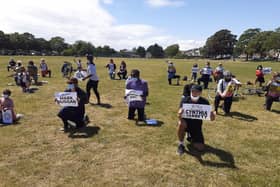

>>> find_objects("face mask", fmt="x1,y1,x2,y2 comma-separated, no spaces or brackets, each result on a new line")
67,84,75,90
130,77,138,81
3,94,9,99
191,93,200,102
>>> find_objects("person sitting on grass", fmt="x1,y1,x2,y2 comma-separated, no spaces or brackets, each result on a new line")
0,89,22,123
57,78,88,132
167,61,180,85
177,85,216,155
264,72,280,111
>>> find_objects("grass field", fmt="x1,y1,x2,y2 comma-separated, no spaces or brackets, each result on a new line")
0,56,279,187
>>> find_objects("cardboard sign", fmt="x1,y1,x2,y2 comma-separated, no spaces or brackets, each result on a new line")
55,92,78,107
125,89,143,103
2,109,13,124
74,70,87,80
182,104,212,120
263,67,272,75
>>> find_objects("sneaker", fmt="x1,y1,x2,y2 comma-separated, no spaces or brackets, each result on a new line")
60,127,69,133
177,144,186,156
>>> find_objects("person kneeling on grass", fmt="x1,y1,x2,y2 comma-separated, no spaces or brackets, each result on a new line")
57,77,88,132
0,89,22,124
214,71,241,115
125,69,149,122
177,85,215,155
264,72,280,111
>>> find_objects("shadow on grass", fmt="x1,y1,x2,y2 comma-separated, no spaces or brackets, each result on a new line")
135,120,164,127
186,144,237,169
68,126,100,138
28,87,39,93
228,111,258,122
271,109,280,114
89,103,112,109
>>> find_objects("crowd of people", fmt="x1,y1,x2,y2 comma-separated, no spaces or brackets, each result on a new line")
1,57,280,156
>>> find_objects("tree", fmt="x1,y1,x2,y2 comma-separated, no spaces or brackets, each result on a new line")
147,43,164,58
136,46,146,58
203,29,237,59
235,28,261,61
49,36,67,55
71,40,95,56
164,44,179,58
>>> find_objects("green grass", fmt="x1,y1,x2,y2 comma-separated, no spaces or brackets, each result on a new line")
0,56,280,186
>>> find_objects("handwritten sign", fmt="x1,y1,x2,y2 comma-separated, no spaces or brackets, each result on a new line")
182,104,212,120
263,67,272,75
55,92,78,107
74,70,87,80
125,89,143,103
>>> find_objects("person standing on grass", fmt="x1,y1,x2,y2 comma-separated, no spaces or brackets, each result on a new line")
177,85,216,155
125,69,149,122
255,65,265,87
82,56,101,105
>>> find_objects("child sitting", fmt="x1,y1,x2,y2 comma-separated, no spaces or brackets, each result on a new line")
0,89,21,123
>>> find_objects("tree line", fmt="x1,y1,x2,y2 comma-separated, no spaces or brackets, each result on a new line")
0,27,280,60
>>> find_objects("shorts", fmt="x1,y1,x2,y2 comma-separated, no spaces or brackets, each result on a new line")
183,119,204,144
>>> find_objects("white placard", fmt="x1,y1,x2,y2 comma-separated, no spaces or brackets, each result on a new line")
182,104,212,120
125,89,143,102
55,92,78,107
74,70,87,80
263,67,272,75
2,109,13,124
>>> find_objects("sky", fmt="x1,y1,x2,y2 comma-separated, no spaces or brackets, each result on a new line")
0,0,279,50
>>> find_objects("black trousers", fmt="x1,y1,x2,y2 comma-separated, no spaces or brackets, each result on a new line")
58,107,84,128
214,95,233,114
198,75,210,89
86,80,100,103
265,96,279,110
128,107,145,121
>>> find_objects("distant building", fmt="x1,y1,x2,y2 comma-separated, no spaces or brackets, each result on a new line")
181,48,201,57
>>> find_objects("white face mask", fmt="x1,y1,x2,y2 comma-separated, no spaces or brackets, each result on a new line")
67,84,75,90
3,94,9,99
191,93,200,102
130,77,138,81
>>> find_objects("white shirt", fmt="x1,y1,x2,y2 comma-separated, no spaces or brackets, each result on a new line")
217,79,239,97
87,63,99,81
192,67,199,73
40,63,48,71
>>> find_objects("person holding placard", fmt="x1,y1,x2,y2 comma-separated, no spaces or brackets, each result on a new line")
0,89,18,124
214,71,240,114
264,72,280,110
177,85,215,155
125,69,149,122
197,61,213,89
57,78,88,132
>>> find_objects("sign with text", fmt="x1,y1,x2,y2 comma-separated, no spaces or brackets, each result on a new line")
55,92,78,107
182,104,212,120
263,67,272,75
125,89,143,102
74,70,87,80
